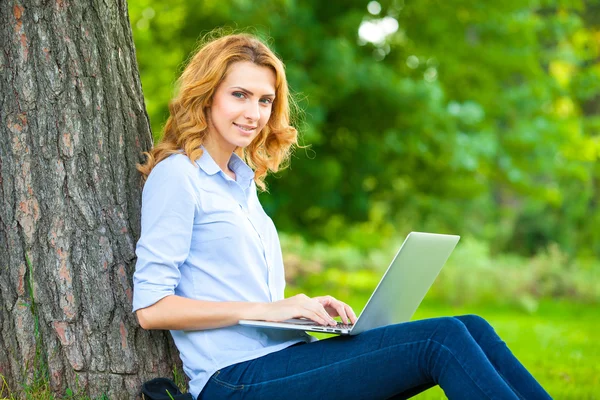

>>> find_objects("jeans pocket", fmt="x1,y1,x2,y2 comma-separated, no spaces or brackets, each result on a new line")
209,370,245,391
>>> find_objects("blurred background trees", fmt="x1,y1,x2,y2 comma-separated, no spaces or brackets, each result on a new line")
129,0,599,260
125,9,600,395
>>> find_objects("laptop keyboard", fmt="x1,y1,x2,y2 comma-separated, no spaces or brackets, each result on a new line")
298,321,353,333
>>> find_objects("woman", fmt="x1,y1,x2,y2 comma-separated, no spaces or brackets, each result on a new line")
133,33,551,399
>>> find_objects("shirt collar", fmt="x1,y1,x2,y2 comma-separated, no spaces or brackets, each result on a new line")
196,147,221,176
228,152,255,187
197,147,255,188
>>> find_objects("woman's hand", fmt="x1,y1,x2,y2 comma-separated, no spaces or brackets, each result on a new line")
257,294,357,326
259,294,340,326
313,295,357,325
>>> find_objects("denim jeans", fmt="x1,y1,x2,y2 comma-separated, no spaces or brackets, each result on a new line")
199,315,552,399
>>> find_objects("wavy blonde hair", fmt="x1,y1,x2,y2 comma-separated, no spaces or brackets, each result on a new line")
137,32,298,191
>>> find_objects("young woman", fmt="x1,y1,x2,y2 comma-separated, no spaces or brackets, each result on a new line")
133,33,552,400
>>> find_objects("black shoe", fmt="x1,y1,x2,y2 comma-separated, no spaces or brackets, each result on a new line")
141,377,193,400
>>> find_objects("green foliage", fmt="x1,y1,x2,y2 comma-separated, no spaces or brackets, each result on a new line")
125,4,600,394
410,302,600,399
288,259,599,398
128,0,600,258
431,238,600,309
283,230,600,397
0,374,109,400
281,232,600,307
172,365,188,395
0,364,186,399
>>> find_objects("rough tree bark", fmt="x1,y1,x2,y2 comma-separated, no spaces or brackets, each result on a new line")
0,0,180,398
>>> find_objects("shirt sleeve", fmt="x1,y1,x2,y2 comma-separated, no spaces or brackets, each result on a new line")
132,158,199,312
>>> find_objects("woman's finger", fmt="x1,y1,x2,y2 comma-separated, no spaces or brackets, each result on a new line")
318,304,337,326
323,296,350,324
308,309,331,326
343,302,358,324
331,301,349,324
314,302,337,326
315,295,353,324
302,300,334,326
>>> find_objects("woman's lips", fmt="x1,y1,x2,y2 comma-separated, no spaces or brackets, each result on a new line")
233,122,257,135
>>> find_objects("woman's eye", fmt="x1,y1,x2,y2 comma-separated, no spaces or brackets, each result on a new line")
232,91,246,99
260,98,273,105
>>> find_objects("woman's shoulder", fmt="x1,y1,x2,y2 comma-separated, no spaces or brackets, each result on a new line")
143,153,201,194
150,152,199,178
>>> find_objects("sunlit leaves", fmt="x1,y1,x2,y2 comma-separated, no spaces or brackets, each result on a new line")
128,0,600,255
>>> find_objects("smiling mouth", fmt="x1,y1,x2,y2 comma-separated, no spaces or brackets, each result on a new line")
233,123,257,132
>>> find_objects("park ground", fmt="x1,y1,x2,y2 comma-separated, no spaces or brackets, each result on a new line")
301,295,599,399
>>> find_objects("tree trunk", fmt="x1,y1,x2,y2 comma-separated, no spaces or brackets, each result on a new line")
0,1,180,398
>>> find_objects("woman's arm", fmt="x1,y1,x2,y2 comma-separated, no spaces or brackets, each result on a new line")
136,295,267,330
136,293,356,331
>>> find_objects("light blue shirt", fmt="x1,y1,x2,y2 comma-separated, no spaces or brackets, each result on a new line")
132,150,312,398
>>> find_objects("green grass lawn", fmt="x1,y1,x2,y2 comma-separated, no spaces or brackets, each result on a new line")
299,286,599,399
408,301,600,399
3,290,597,399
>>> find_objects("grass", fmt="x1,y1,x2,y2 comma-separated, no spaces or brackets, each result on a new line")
410,300,599,399
3,264,597,399
3,300,597,399
283,234,600,398
303,292,600,399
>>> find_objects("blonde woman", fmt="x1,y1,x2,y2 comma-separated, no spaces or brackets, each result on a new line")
132,33,551,400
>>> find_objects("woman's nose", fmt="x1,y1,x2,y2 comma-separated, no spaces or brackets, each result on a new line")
244,101,260,121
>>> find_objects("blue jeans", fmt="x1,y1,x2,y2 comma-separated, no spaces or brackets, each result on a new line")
199,315,552,399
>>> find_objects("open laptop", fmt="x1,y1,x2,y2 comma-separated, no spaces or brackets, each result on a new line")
239,232,460,335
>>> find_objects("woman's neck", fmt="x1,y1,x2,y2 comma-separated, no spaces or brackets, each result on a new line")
202,137,236,177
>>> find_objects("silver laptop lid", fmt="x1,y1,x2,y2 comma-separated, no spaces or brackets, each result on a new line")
350,232,459,335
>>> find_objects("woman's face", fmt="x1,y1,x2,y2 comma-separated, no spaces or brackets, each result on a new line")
207,61,276,152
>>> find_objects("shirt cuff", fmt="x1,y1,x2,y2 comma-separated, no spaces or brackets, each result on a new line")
132,285,175,312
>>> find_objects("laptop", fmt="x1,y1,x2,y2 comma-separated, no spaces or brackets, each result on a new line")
239,232,460,335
